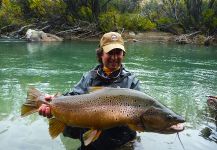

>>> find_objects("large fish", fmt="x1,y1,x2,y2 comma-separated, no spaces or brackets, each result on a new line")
21,87,185,145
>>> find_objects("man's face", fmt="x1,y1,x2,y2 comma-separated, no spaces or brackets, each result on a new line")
101,49,124,71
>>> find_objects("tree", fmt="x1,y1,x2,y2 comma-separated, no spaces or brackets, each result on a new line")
184,0,203,28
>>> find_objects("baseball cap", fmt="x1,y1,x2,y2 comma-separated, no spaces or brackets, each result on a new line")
100,32,125,53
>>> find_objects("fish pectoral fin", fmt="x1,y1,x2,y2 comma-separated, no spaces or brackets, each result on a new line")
83,129,102,146
49,118,65,139
128,124,145,132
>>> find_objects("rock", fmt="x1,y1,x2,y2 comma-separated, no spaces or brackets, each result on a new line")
129,32,136,37
25,29,63,42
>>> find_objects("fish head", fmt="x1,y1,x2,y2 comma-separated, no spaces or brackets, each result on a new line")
140,104,185,134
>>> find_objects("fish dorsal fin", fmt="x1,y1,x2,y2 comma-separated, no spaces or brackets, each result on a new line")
49,118,65,139
53,92,61,97
88,86,105,93
83,129,102,146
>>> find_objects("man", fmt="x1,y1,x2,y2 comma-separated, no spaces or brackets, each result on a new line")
39,32,140,149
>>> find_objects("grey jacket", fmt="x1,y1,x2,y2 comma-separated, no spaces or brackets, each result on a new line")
66,64,140,95
63,64,140,150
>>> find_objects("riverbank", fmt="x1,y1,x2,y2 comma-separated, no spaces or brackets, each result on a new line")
122,31,217,46
67,31,217,46
0,29,216,46
123,31,174,42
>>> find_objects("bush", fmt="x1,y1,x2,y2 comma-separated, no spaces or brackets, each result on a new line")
66,15,76,25
28,0,66,19
202,9,217,32
78,6,92,22
98,9,120,32
99,11,156,32
0,0,24,27
156,17,174,26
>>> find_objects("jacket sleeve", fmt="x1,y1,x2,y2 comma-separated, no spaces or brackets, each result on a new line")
131,77,140,91
129,74,141,91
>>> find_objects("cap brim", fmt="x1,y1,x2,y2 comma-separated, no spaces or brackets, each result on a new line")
103,44,125,53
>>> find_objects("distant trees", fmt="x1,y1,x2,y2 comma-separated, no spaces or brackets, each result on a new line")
0,0,23,27
0,0,216,35
142,0,217,34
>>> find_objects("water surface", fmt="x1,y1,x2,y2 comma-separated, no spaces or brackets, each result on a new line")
0,39,216,150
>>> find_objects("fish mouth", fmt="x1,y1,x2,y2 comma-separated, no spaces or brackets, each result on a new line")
162,123,185,134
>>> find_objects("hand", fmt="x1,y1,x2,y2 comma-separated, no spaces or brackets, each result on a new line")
38,95,54,118
45,95,53,102
38,104,52,118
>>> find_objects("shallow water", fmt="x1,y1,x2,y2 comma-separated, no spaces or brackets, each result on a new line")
0,40,216,150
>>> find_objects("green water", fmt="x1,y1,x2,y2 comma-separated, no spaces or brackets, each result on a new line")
0,39,216,150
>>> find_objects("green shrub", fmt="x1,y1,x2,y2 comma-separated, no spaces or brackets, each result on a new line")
28,0,66,19
78,6,92,22
134,15,156,30
0,0,23,27
119,13,156,31
66,15,76,25
202,9,217,31
99,11,156,32
99,10,120,32
156,17,174,26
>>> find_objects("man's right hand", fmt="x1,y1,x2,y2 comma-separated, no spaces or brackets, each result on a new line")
38,95,53,118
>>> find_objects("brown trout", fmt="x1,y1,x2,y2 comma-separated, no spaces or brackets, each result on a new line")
21,87,185,145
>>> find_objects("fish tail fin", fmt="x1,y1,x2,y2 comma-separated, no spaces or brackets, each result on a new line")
21,87,45,117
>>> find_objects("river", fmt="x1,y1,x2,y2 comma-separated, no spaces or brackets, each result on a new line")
0,39,216,150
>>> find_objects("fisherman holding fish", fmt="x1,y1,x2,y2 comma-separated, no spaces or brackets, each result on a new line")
39,32,141,149
22,32,185,149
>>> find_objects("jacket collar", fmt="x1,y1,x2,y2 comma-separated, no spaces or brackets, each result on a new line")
95,64,130,80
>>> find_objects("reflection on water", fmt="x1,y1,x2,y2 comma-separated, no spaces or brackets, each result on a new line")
26,42,62,54
0,40,217,150
60,135,81,150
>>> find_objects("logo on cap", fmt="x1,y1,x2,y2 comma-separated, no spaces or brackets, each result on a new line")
111,34,118,41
